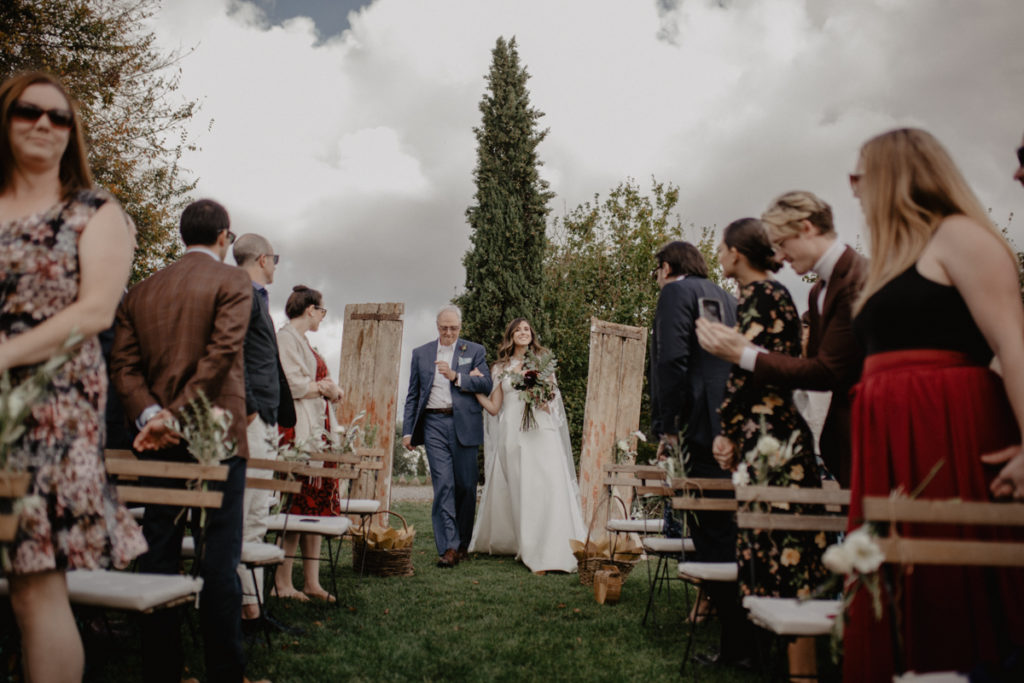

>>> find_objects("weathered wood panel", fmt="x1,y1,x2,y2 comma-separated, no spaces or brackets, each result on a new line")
578,317,647,535
337,303,404,522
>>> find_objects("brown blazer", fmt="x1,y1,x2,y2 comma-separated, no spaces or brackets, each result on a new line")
752,245,867,485
110,251,253,459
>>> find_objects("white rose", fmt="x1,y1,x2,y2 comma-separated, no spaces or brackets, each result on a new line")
756,435,781,458
846,527,885,575
634,430,647,442
822,543,853,574
731,468,750,487
617,439,629,453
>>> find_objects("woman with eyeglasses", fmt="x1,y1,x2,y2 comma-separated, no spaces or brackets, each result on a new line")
843,128,1024,681
0,71,146,681
274,284,343,602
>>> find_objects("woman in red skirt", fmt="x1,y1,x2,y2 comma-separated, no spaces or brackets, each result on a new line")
845,128,1024,681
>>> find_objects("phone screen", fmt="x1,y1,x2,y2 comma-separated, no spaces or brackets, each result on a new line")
698,297,722,324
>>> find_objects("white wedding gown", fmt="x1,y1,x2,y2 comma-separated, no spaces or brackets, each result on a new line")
469,364,587,572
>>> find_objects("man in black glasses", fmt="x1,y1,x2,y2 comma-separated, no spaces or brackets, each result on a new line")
232,234,297,635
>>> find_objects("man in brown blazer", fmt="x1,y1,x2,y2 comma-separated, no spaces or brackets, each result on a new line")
111,199,266,683
697,191,866,485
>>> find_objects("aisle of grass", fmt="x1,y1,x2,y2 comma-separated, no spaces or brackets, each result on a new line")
97,501,760,682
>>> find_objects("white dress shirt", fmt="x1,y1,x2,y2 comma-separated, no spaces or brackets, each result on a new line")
426,341,455,409
739,239,847,372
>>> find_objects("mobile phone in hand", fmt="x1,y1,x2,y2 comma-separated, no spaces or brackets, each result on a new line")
698,297,723,324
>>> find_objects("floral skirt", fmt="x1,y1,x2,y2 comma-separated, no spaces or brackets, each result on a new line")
845,349,1024,681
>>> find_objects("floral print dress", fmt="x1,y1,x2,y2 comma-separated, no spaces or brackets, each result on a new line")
719,279,829,599
0,190,147,574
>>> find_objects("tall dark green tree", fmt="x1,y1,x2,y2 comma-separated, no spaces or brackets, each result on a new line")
456,36,554,355
0,0,199,283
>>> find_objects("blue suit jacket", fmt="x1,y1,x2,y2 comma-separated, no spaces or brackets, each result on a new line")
402,339,493,447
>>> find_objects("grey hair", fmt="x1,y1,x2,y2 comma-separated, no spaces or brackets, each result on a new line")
436,305,462,323
232,233,273,266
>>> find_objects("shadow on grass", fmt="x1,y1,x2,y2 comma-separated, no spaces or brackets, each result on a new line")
83,501,763,682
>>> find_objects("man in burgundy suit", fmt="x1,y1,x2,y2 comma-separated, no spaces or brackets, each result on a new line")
111,199,267,683
697,191,867,485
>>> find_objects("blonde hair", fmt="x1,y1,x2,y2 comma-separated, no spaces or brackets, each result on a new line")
853,128,1013,312
761,190,835,240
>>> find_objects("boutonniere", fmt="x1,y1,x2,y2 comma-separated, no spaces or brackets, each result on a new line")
459,343,467,352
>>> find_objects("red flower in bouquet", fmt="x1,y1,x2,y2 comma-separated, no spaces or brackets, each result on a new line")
507,350,558,431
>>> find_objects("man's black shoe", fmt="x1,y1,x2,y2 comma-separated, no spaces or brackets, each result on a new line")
692,651,755,671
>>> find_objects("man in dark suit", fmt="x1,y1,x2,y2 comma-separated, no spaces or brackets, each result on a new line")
111,199,267,683
696,191,867,486
232,233,296,634
402,305,492,568
650,240,737,560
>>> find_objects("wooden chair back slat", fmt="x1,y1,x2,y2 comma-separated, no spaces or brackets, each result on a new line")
636,485,674,497
245,478,302,494
245,458,296,475
116,486,223,508
862,497,1024,527
670,477,736,492
876,537,1024,567
293,464,357,480
106,459,228,482
736,485,851,506
0,516,17,542
736,512,848,533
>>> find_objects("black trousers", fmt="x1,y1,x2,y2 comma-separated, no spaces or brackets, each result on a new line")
139,450,246,683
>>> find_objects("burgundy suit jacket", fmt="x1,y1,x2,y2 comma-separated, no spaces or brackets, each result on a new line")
751,245,867,485
110,251,253,459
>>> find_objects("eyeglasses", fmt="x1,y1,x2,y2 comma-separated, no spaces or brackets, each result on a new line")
9,101,74,129
224,230,237,244
262,253,280,265
1017,146,1024,167
771,234,796,254
438,325,460,332
314,306,327,315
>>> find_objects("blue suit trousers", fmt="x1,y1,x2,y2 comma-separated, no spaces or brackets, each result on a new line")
424,412,478,555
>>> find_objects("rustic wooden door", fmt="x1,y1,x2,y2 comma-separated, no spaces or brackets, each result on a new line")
336,303,404,518
578,318,647,534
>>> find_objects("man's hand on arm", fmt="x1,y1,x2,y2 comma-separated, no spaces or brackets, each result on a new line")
402,435,413,451
133,409,181,451
656,433,679,459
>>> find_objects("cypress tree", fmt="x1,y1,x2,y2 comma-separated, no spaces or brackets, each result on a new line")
456,36,554,357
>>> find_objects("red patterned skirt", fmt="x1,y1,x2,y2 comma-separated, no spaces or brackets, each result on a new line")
845,349,1024,681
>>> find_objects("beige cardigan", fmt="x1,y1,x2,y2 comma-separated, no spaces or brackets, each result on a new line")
277,322,337,444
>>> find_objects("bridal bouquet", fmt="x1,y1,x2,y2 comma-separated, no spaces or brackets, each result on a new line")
506,350,558,431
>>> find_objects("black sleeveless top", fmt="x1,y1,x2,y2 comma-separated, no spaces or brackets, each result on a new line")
853,264,992,364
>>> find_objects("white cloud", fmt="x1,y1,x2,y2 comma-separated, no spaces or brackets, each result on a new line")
150,0,1024,410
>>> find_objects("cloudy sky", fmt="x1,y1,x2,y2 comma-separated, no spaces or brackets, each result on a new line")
148,0,1024,409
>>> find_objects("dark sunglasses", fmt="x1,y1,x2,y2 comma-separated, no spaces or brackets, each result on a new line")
1017,146,1024,167
262,253,280,265
10,101,74,129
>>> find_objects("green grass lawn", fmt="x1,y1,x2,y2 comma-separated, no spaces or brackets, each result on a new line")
90,501,764,682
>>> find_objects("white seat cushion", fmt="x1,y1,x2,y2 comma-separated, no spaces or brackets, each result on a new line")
642,537,695,554
4,571,204,612
337,499,380,515
181,537,284,565
607,518,664,534
129,506,145,521
742,596,839,636
266,514,352,536
677,561,738,582
892,673,969,682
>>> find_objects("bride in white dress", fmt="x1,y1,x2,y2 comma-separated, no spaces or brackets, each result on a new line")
468,318,587,573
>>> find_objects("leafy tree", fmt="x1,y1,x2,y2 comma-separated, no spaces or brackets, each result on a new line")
0,0,199,282
456,36,554,354
542,177,721,459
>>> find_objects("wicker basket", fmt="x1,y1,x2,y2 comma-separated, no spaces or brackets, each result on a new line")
577,494,640,586
351,510,415,578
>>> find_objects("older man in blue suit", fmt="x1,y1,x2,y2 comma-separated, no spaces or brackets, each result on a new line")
402,305,492,568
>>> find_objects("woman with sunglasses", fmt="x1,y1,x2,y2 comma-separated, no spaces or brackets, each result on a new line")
843,128,1024,681
274,284,343,602
0,72,146,681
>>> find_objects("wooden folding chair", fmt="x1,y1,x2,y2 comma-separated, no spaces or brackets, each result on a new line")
671,476,738,675
862,495,1024,680
1,450,228,615
735,483,850,681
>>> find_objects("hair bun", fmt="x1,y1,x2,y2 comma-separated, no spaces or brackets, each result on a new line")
292,285,309,293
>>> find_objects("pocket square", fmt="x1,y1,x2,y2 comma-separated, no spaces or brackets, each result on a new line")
458,357,472,366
